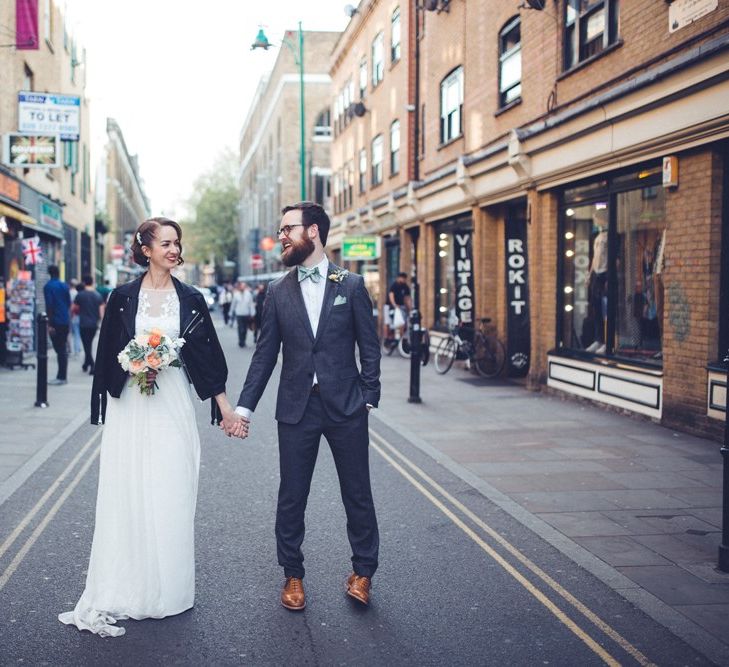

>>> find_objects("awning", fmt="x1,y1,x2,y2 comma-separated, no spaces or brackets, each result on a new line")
0,201,38,228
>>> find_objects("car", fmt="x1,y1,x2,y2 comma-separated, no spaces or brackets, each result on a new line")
194,286,216,311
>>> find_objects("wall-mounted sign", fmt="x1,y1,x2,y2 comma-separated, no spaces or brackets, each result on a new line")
0,172,21,202
40,201,62,232
662,155,679,188
342,235,381,260
250,253,264,270
669,0,717,33
505,213,530,377
18,92,81,140
453,232,474,325
3,133,59,167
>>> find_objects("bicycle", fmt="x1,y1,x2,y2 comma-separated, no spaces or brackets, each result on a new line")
433,318,506,378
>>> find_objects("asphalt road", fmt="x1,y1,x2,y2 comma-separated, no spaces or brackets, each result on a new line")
0,325,715,666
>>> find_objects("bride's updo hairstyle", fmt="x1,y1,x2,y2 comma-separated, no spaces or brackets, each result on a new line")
131,217,185,267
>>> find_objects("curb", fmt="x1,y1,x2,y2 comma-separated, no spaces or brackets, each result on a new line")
370,410,729,666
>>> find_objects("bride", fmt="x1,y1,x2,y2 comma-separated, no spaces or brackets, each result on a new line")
59,217,247,637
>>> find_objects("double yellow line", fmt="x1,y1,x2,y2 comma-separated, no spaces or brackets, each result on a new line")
369,428,655,667
0,430,101,592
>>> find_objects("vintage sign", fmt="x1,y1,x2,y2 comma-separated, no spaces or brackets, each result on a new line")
342,235,381,260
505,216,530,377
3,133,59,167
669,0,717,33
453,232,474,325
18,92,81,140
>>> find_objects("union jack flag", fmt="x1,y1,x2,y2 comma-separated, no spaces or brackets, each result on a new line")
21,236,43,265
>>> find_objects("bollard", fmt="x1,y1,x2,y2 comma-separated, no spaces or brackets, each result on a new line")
719,347,729,572
35,312,49,408
408,308,423,404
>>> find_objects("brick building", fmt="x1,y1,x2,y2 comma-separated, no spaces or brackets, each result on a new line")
0,0,94,355
330,0,729,440
237,30,339,280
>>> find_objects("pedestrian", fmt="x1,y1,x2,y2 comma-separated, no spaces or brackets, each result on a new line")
218,282,233,325
387,272,411,340
253,282,266,342
74,275,104,374
230,201,381,610
43,265,71,385
69,280,82,358
96,278,112,303
58,216,244,638
231,281,254,347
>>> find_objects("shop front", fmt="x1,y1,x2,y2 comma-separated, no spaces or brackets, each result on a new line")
433,213,474,332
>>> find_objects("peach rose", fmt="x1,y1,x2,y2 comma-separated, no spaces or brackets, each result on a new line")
129,359,145,373
148,328,162,348
146,353,162,369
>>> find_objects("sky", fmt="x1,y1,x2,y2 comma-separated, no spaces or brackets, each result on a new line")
64,0,351,219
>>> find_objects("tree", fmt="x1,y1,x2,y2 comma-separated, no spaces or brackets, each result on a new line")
181,149,239,280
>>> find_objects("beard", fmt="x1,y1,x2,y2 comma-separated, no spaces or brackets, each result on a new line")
281,235,315,267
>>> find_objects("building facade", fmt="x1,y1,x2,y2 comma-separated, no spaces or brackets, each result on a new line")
330,0,729,440
237,30,339,281
96,118,150,286
0,0,94,357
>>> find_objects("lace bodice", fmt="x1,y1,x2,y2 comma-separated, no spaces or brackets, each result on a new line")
136,288,180,338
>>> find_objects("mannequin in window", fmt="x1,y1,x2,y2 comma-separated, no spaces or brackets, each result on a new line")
585,208,608,354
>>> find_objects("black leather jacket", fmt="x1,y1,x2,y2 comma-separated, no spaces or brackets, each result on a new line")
91,275,228,425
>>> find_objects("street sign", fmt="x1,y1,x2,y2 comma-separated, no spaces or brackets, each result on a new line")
111,244,124,260
3,133,60,167
342,235,381,260
250,253,264,270
18,92,81,141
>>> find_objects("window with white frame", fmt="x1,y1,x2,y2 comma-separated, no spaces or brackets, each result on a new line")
359,58,368,99
372,32,384,87
359,148,367,193
390,120,400,175
371,135,383,186
499,17,521,108
391,7,401,63
564,0,619,70
440,67,463,144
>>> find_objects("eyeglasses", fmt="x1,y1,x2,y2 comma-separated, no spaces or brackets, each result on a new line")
276,224,305,237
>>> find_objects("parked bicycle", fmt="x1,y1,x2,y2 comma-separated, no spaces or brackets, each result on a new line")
382,312,430,365
434,318,506,378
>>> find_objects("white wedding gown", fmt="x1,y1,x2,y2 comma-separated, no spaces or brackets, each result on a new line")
59,287,201,637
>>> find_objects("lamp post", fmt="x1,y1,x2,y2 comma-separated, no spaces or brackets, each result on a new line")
252,23,307,201
719,345,729,572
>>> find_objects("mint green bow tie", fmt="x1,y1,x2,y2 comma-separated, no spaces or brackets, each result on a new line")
298,265,322,283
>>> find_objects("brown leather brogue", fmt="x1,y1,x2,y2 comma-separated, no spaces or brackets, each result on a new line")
281,576,306,611
346,573,371,606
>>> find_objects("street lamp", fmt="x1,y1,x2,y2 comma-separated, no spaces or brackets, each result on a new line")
252,23,307,201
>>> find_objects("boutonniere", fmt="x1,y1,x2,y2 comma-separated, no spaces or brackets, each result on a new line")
328,268,348,283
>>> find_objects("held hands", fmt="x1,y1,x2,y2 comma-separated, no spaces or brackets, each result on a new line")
220,410,250,440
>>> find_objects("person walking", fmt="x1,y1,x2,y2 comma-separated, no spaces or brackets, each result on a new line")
69,280,82,359
253,283,266,342
231,281,254,348
74,275,105,374
43,265,71,385
218,283,233,325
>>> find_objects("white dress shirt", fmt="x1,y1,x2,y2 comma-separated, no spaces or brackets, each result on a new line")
235,255,329,421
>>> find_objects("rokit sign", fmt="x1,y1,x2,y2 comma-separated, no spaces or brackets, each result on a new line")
454,232,474,325
505,217,530,376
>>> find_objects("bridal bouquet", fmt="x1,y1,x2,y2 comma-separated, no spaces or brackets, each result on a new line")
117,328,186,396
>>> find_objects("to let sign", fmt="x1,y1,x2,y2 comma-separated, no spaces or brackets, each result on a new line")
18,92,81,140
342,236,381,260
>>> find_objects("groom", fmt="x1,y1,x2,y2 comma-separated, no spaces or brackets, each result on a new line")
233,201,381,610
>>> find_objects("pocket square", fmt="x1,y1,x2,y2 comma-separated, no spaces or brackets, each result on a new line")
333,295,347,306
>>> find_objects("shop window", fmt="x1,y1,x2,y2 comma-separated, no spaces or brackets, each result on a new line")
498,17,521,108
390,120,400,176
359,148,367,193
391,7,401,63
564,0,619,71
559,165,666,365
372,32,384,87
440,67,463,144
359,58,368,99
313,109,331,138
434,217,474,330
371,135,383,187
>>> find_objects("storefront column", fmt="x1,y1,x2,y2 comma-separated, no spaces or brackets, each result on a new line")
476,205,503,338
527,188,558,390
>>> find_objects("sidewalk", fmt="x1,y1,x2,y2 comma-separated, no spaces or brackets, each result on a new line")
372,354,729,662
0,351,90,504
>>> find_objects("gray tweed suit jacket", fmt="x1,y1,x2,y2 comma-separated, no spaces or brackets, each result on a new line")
237,263,381,425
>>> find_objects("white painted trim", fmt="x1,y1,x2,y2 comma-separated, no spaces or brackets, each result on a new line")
547,355,662,420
